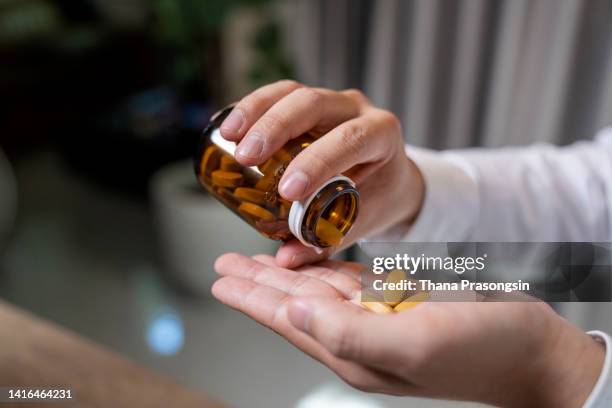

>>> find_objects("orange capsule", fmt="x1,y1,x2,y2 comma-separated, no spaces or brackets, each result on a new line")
211,170,243,188
200,146,222,177
258,157,281,176
220,155,241,172
394,292,430,312
361,301,394,314
383,269,407,307
234,187,267,206
238,202,275,221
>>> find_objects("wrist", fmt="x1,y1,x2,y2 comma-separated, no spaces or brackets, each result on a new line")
395,150,425,225
522,317,605,408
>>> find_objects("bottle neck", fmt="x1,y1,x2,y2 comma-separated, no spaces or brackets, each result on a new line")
288,176,359,249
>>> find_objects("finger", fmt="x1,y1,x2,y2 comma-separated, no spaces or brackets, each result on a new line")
211,276,411,394
220,79,303,141
275,239,331,268
254,253,360,301
274,223,361,268
287,296,411,372
279,108,401,201
251,253,279,267
234,87,361,166
314,259,364,281
215,253,341,299
295,263,362,302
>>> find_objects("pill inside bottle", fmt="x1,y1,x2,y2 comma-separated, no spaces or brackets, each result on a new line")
195,105,360,249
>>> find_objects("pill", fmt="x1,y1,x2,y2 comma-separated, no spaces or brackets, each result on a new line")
383,269,407,307
220,156,241,172
215,187,241,207
200,145,222,177
258,158,281,176
361,301,393,314
238,202,275,221
278,199,291,219
315,218,344,247
256,219,290,238
211,170,243,188
255,174,275,192
393,292,430,313
273,149,293,164
234,187,266,206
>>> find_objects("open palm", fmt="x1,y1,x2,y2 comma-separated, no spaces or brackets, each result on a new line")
212,253,603,408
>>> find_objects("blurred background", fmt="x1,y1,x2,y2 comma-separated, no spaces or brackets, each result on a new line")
0,0,611,407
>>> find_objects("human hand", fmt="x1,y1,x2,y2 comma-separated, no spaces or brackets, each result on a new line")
213,253,605,408
219,80,424,268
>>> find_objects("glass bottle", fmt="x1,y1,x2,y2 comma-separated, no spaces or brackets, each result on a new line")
194,105,359,249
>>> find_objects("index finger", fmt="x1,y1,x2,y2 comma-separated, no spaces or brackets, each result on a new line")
220,79,303,141
233,87,362,166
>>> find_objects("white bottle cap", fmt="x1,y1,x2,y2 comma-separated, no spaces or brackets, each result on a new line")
288,175,356,250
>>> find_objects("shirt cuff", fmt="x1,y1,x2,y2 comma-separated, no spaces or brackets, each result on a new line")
583,331,612,408
361,146,480,243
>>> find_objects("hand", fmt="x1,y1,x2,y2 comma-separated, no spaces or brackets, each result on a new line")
213,254,605,408
219,80,425,267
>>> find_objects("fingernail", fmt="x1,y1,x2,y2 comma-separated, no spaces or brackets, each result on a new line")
288,299,313,332
220,109,244,137
236,132,264,160
279,170,309,199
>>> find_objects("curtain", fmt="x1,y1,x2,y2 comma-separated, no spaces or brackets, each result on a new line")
285,0,612,148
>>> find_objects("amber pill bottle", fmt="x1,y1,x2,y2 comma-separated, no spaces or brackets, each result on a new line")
194,105,359,249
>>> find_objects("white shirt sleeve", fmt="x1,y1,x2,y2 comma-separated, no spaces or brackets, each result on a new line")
360,128,612,406
363,127,612,243
584,331,612,408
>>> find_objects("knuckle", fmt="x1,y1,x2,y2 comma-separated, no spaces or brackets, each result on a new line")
377,109,402,133
236,95,260,117
342,88,369,105
373,109,402,158
340,124,368,157
294,87,324,108
276,79,302,90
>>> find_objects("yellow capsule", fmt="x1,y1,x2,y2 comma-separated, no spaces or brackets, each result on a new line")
315,218,344,247
211,170,243,188
220,155,241,172
200,145,222,177
393,292,430,313
361,301,394,314
234,187,267,206
383,269,407,307
238,202,275,221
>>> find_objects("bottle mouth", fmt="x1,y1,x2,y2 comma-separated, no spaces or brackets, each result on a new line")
288,176,359,249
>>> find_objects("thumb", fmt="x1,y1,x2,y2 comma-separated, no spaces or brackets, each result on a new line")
287,296,400,366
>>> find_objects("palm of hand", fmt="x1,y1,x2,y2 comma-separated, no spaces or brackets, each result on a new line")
212,253,560,404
